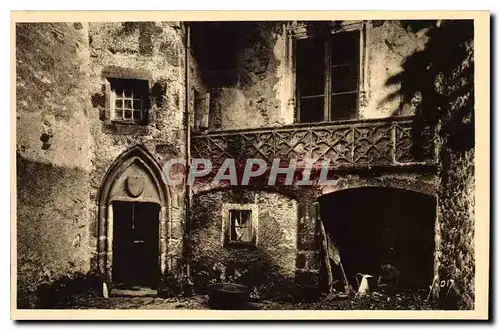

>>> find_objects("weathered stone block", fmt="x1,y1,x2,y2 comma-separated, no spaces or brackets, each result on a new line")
170,221,183,239
298,217,317,235
297,233,317,251
305,251,320,270
168,238,183,257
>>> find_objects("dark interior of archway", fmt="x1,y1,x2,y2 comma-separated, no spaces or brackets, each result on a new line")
112,201,160,289
318,187,436,292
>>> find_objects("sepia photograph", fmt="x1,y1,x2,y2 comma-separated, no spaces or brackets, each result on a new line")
11,11,490,320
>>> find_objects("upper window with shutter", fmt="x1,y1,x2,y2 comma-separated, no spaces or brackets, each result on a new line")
296,30,361,123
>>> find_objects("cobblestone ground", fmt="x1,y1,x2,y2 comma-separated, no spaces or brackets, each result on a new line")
60,294,299,310
58,291,439,310
66,295,209,310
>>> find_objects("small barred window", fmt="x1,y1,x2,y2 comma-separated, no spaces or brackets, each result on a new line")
107,78,149,124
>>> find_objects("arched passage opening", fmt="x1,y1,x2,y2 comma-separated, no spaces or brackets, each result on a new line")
318,187,436,293
97,146,169,291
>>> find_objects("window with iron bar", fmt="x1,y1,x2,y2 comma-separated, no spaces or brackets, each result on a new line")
107,78,149,124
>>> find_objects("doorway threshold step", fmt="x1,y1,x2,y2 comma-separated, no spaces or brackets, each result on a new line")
110,287,158,297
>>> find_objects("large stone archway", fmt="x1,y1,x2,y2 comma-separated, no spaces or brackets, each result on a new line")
317,186,438,291
96,145,169,288
318,174,437,198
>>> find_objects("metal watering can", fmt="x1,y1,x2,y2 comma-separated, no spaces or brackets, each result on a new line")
356,273,375,295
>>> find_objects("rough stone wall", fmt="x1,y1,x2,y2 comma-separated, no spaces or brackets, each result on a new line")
88,22,196,282
189,189,299,299
16,22,93,307
436,148,475,309
432,21,475,309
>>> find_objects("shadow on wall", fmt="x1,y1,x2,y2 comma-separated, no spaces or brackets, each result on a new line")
16,154,93,309
190,21,283,88
190,21,285,131
382,20,474,153
190,22,250,87
20,273,102,309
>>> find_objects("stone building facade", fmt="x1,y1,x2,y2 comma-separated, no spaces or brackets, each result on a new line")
16,20,475,309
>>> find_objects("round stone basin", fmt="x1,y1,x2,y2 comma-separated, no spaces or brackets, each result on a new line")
207,283,250,309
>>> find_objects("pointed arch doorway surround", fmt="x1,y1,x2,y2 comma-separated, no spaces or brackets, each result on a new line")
97,146,169,290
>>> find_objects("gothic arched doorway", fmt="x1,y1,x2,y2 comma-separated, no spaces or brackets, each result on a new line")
97,146,169,291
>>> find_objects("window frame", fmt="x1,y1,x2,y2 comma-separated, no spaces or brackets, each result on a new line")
104,77,150,126
221,203,259,247
110,86,144,122
293,21,368,123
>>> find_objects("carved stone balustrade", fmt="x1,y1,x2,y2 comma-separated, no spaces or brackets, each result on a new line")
191,116,437,172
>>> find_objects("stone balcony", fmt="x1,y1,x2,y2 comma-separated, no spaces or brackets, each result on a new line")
191,116,437,172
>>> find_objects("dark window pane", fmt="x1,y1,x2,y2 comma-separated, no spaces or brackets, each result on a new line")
115,99,123,108
296,37,326,99
297,68,325,96
229,210,240,241
296,37,325,72
124,89,133,98
133,100,142,110
330,93,358,120
230,221,236,241
133,110,142,120
124,110,132,120
331,65,358,93
329,31,360,65
124,100,132,109
300,96,325,123
113,88,124,97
